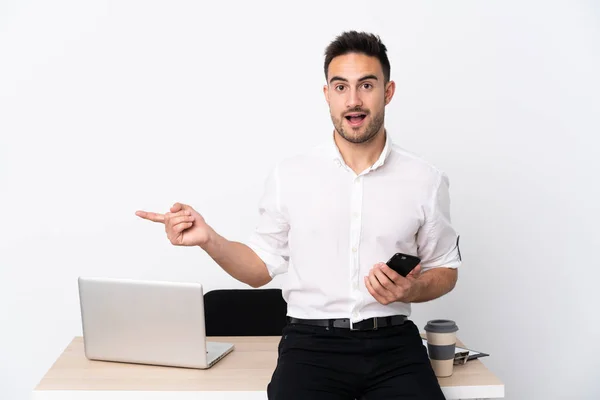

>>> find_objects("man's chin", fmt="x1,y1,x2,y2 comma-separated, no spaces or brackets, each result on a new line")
341,131,371,144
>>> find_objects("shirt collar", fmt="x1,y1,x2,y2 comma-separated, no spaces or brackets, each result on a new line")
330,130,393,172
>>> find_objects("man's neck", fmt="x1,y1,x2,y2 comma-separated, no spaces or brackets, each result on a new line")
334,128,387,175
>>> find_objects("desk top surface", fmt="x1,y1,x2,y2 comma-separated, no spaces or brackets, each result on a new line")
35,336,503,393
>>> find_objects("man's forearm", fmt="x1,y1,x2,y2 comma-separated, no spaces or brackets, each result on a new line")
407,267,458,303
201,229,272,288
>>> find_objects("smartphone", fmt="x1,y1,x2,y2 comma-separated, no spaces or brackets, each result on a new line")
385,253,421,277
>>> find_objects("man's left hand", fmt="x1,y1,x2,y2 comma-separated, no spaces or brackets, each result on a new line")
364,262,422,304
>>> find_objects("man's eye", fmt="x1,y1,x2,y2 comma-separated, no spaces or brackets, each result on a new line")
336,85,345,91
363,83,372,89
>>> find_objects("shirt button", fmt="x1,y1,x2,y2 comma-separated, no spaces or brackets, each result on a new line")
352,247,357,253
352,311,359,319
353,212,359,218
334,159,341,167
353,281,359,290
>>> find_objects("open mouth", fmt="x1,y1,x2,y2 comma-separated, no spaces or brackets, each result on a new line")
345,112,367,126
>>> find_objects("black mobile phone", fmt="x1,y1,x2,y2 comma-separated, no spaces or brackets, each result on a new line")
385,253,421,277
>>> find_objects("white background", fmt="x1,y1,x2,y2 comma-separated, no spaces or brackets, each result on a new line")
1,1,599,399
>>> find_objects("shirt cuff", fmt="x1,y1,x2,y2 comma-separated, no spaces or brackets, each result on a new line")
247,243,289,278
420,245,462,272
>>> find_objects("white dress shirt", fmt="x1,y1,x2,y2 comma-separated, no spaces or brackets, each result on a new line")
247,132,461,323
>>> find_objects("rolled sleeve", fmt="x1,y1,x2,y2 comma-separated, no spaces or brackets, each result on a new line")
416,172,462,272
247,164,290,278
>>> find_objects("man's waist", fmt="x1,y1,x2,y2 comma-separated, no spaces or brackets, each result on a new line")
284,294,412,319
287,315,407,331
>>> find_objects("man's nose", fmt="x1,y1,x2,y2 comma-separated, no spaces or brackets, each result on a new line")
346,88,363,109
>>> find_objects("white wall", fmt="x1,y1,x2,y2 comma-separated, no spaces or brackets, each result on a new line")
1,1,598,399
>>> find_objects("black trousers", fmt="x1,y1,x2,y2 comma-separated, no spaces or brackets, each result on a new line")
267,319,446,400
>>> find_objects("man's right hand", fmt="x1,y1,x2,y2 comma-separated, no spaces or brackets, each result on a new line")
135,202,212,247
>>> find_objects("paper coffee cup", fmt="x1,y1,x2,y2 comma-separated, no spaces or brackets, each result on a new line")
424,319,459,377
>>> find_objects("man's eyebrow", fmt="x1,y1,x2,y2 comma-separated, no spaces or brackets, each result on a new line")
329,74,379,84
358,74,378,82
329,76,348,84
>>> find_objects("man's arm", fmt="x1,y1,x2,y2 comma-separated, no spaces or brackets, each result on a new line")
136,202,272,288
365,264,457,305
202,229,272,288
405,267,457,303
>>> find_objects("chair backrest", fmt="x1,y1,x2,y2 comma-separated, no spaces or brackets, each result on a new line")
204,288,288,336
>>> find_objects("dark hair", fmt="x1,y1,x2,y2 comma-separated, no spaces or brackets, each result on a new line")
324,31,391,83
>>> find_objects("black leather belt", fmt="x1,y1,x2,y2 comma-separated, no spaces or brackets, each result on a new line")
288,315,407,331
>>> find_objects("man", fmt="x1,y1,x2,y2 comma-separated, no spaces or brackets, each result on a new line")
136,30,461,399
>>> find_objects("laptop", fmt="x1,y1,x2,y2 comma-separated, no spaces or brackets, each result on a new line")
77,276,234,369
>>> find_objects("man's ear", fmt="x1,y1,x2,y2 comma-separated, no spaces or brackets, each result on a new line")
323,84,330,105
384,80,396,105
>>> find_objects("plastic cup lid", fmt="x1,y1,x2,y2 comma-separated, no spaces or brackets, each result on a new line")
424,319,458,333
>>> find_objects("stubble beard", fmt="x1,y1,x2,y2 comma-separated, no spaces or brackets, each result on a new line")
332,108,385,145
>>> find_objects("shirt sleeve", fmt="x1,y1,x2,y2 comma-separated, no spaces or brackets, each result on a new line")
415,172,462,272
246,164,290,278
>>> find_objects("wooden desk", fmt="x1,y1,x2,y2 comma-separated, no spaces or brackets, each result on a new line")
33,336,504,399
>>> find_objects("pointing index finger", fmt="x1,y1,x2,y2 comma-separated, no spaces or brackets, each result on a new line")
135,210,165,223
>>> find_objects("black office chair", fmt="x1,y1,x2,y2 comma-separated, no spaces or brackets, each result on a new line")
204,288,288,336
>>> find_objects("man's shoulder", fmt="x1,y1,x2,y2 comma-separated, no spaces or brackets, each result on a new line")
389,143,446,180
